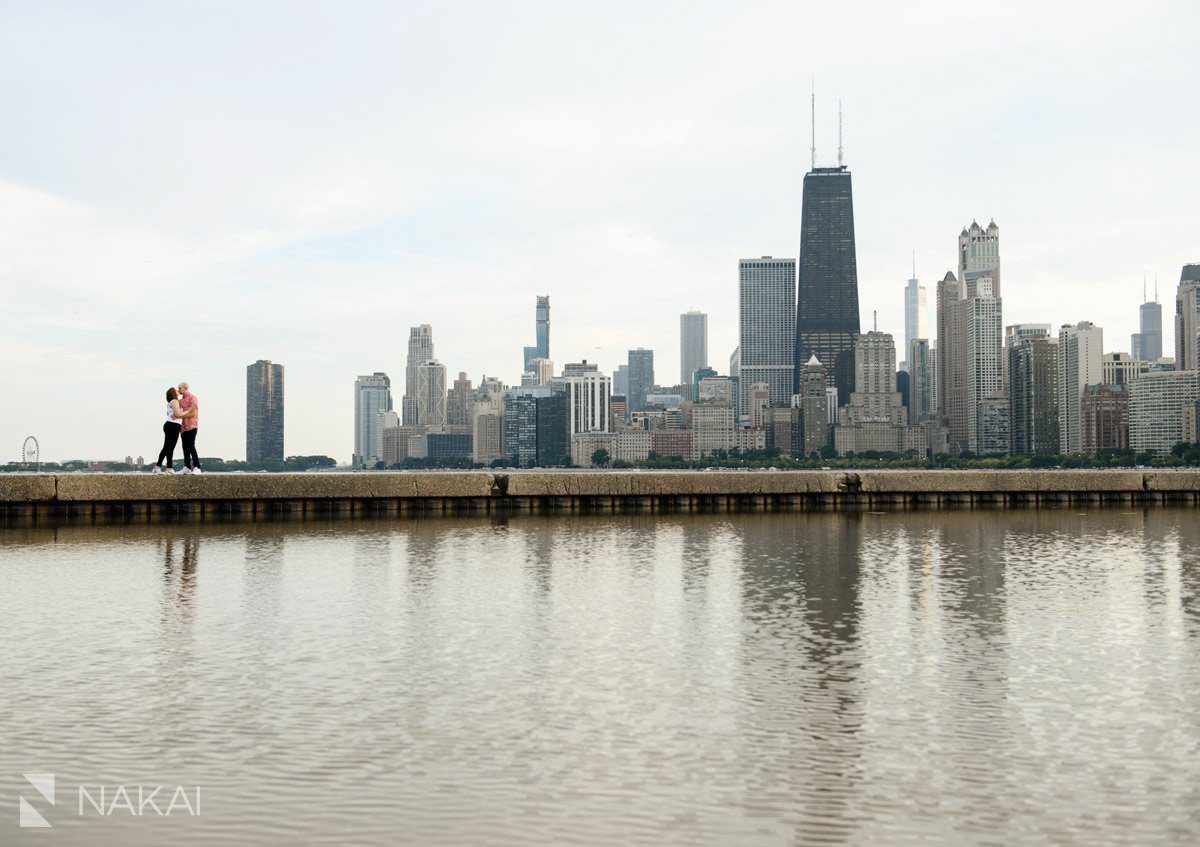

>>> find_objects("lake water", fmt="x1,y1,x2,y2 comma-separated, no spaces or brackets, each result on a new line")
1,510,1198,846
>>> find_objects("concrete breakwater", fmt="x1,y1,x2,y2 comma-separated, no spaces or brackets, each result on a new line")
2,470,1200,524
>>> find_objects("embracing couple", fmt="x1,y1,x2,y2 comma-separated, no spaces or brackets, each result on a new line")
155,382,202,474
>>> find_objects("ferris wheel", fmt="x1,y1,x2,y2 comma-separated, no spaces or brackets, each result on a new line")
22,436,40,471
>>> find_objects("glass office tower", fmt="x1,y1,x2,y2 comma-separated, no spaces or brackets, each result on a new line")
794,166,861,407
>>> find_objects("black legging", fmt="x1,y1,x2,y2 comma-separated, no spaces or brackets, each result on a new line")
181,429,200,470
158,422,181,469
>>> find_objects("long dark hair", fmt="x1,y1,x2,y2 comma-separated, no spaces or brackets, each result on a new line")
166,387,178,402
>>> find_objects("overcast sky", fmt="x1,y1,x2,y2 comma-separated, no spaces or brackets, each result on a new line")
1,0,1197,463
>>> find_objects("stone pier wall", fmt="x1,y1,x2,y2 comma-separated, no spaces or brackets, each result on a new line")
2,470,1199,524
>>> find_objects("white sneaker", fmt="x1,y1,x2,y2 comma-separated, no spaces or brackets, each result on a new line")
191,467,203,474
179,467,191,475
165,468,176,474
152,466,163,474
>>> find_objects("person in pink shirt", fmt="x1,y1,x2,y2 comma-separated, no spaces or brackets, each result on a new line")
177,381,202,474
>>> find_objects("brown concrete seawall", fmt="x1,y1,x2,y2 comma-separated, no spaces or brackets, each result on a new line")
2,470,1199,524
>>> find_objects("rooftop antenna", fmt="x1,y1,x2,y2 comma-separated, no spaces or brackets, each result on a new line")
873,309,877,332
912,251,916,280
1143,273,1147,304
1154,272,1158,302
810,79,816,170
837,98,844,168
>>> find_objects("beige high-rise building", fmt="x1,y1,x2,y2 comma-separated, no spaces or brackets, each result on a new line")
747,382,771,429
798,355,830,457
446,372,473,427
839,331,905,427
691,404,736,460
1129,370,1200,455
416,359,447,427
1175,264,1200,372
680,311,708,388
470,376,506,464
1057,322,1104,454
697,376,736,407
936,271,967,448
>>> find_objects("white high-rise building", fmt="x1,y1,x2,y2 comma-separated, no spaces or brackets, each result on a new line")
680,311,708,389
738,257,796,411
402,325,434,426
958,219,1001,298
354,372,392,468
903,265,927,373
1101,352,1148,387
559,361,612,436
1057,321,1104,454
416,359,447,427
963,279,1004,454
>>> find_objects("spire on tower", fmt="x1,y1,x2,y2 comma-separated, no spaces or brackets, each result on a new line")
837,98,843,168
873,309,877,332
912,251,916,280
1144,272,1147,304
810,79,816,171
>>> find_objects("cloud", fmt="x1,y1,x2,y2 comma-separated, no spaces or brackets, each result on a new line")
0,0,1196,462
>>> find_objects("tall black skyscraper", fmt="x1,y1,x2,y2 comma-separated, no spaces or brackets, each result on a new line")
794,166,860,406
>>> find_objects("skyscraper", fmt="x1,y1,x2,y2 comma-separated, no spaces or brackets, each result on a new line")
246,360,284,463
446,372,473,427
798,355,830,457
938,223,1003,453
1057,322,1104,454
612,364,629,399
964,278,1004,454
627,348,655,413
1130,370,1200,455
1004,323,1051,394
903,262,927,372
739,257,796,411
958,220,1001,298
402,325,434,426
936,271,966,447
680,311,708,388
795,166,860,406
522,295,550,372
1132,279,1163,362
908,338,933,425
354,372,392,467
504,387,568,468
559,360,611,436
838,331,906,426
1175,264,1200,372
1008,330,1059,456
416,359,447,427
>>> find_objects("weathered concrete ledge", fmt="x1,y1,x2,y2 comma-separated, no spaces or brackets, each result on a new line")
1,470,1198,524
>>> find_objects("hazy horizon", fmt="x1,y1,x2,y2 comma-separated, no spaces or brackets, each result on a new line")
2,0,1197,463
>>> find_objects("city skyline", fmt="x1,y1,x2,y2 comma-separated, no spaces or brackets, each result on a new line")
1,2,1197,462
